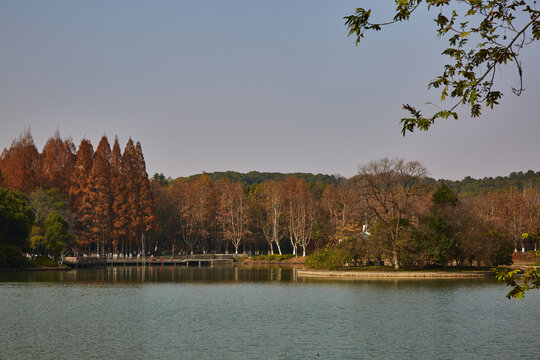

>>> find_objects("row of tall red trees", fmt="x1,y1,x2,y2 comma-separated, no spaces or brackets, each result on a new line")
0,130,155,254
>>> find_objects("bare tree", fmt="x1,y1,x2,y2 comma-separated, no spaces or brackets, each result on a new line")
322,179,359,243
286,177,316,257
355,157,428,269
216,179,249,255
260,181,285,255
169,176,215,255
498,188,526,252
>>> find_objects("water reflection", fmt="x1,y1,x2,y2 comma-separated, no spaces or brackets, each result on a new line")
0,265,302,284
0,266,495,290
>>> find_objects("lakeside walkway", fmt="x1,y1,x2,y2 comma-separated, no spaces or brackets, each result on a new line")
298,269,493,279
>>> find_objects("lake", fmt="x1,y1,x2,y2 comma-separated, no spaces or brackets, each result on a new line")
1,266,539,359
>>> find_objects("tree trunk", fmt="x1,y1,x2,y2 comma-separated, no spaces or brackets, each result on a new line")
274,240,282,255
392,251,399,270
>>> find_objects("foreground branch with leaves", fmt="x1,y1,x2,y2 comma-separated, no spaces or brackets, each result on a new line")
495,229,540,298
345,0,540,135
495,259,540,299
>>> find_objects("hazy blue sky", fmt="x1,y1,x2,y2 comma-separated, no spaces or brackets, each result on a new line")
1,0,538,180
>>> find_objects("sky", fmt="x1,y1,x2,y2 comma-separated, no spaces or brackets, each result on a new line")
1,0,539,180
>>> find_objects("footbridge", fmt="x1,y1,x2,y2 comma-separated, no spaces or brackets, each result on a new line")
63,254,235,268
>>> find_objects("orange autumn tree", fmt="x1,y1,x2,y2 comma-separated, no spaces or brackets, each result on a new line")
123,139,141,252
150,178,180,254
170,175,215,254
288,178,316,257
0,129,41,194
41,130,76,194
86,136,113,255
216,178,249,255
135,141,157,238
355,158,429,270
170,178,199,254
69,139,94,250
321,180,359,244
122,139,157,254
111,136,130,254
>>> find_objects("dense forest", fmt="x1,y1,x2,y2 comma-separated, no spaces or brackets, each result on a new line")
1,130,539,269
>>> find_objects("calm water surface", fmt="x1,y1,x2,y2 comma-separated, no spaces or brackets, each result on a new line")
1,266,539,360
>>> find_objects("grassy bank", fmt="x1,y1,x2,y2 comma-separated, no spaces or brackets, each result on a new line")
235,254,305,265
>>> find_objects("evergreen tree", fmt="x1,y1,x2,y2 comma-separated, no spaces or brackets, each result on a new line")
111,136,129,253
69,139,94,249
41,131,76,194
135,142,156,235
123,139,141,252
87,136,113,254
432,182,458,207
0,130,41,194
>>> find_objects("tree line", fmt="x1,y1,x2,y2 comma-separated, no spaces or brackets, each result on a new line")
444,171,540,196
150,158,539,269
1,130,539,269
187,171,338,186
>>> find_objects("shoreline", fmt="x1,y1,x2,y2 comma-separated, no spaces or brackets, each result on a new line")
298,269,493,279
236,261,304,266
235,257,306,266
0,266,70,272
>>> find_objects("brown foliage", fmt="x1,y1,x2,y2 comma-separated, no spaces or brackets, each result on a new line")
0,129,41,194
216,178,248,254
86,136,113,250
41,130,76,193
69,138,94,246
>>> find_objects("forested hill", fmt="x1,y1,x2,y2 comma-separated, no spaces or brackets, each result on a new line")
442,170,540,195
187,171,338,185
154,169,540,195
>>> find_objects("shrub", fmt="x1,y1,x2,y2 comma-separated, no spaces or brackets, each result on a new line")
30,256,58,268
261,254,294,261
305,248,351,270
0,245,31,268
275,254,293,261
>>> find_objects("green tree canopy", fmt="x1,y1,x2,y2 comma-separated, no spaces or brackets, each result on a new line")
0,187,34,249
30,188,70,226
43,212,74,259
432,182,458,207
